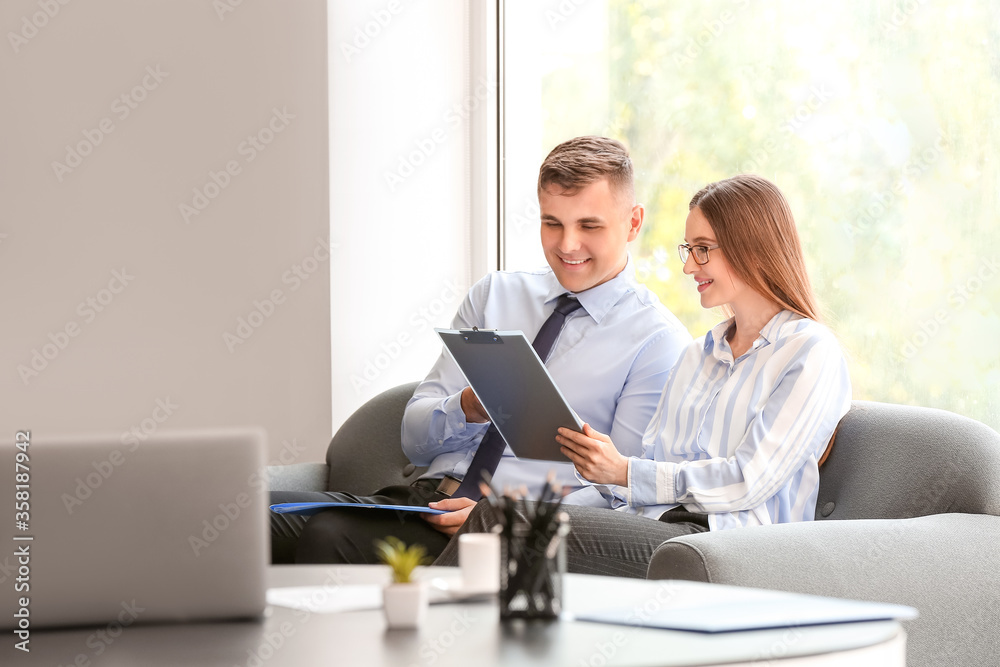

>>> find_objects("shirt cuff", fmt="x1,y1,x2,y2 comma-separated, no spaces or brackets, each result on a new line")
629,458,676,507
625,457,633,506
602,483,629,509
442,391,486,440
571,468,629,509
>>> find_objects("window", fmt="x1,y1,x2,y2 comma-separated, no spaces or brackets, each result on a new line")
503,0,1000,431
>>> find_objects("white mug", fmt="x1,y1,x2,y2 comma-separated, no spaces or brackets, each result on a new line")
458,533,500,594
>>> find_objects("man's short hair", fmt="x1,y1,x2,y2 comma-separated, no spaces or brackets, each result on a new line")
537,136,635,205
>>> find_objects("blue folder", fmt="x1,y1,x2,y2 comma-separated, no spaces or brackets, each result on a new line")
269,502,447,516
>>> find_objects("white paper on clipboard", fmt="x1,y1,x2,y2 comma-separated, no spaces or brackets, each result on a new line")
436,328,584,462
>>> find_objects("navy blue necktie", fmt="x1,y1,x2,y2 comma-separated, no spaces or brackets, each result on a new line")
452,294,584,500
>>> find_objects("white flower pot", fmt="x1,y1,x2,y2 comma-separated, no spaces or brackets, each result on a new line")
382,581,429,629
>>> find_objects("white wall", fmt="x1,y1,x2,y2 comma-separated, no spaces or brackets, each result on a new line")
0,1,331,462
328,1,494,432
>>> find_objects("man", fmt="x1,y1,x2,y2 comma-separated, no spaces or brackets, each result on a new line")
277,136,691,563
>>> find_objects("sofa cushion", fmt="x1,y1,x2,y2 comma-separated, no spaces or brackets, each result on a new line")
816,401,1000,520
325,381,424,493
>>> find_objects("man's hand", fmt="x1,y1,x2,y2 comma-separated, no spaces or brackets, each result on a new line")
461,387,490,423
423,496,479,536
557,423,629,486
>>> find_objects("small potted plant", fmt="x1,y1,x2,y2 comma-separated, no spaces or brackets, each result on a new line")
375,536,432,629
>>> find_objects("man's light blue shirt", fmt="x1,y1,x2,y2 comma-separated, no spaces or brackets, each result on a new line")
400,257,692,506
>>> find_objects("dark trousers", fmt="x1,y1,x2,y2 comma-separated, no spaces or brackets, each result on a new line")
433,501,710,578
270,481,453,564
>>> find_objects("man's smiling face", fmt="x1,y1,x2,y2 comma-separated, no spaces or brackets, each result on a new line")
538,177,642,294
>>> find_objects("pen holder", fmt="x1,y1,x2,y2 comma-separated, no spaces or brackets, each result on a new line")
499,512,568,620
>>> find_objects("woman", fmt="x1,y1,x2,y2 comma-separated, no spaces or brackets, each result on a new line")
434,174,852,577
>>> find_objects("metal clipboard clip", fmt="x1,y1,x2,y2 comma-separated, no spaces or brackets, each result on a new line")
462,327,503,344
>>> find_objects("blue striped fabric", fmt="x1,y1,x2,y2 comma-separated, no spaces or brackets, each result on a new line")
626,310,852,530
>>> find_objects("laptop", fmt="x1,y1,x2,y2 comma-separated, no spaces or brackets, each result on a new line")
1,427,268,630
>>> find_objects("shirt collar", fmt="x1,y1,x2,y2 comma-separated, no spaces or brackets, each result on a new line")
705,317,736,356
544,254,636,324
705,310,800,359
759,309,799,343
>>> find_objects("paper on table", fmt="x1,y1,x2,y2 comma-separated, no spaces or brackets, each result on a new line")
267,578,491,614
575,584,917,634
267,585,383,614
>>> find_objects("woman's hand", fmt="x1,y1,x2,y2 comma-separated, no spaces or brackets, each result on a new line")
423,496,479,536
557,423,628,487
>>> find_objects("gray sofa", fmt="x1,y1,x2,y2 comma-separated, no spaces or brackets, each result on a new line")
269,381,425,498
269,383,1000,667
647,400,1000,667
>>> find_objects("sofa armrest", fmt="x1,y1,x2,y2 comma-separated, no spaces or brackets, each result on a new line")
267,462,329,493
647,513,1000,667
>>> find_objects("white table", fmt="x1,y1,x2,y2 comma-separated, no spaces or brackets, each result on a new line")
10,565,906,666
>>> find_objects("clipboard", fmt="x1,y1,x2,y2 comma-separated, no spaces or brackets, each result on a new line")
436,328,584,462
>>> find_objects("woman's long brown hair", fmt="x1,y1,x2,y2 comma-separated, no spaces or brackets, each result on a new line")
689,174,820,322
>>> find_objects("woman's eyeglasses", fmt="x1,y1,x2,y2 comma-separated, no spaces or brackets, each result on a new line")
678,244,720,265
